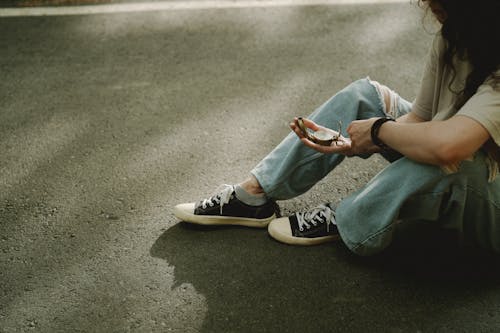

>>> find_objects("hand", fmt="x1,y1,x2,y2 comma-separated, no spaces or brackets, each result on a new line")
289,117,354,155
346,118,382,154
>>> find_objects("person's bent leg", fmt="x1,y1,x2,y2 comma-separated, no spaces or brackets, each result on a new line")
266,80,416,244
335,152,500,255
252,78,395,200
268,152,500,249
174,78,409,228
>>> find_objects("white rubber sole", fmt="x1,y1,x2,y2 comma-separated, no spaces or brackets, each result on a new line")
268,217,340,246
173,203,275,228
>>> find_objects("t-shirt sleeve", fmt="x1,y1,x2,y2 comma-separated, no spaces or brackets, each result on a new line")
457,82,500,146
411,34,442,121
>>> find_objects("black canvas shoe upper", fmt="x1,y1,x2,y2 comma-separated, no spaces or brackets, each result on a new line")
289,203,338,238
194,185,279,219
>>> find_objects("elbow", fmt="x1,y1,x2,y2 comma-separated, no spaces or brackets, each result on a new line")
434,143,469,166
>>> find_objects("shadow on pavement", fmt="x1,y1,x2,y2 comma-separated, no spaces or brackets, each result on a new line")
151,221,500,332
3,3,499,331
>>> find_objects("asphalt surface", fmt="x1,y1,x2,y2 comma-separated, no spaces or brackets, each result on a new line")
0,0,160,8
1,2,500,332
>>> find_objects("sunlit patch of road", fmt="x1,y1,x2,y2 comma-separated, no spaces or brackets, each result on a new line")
1,0,407,17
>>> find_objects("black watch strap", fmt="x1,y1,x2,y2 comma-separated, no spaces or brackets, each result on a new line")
371,116,395,150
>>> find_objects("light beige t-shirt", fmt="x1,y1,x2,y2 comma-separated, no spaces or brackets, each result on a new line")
412,33,500,179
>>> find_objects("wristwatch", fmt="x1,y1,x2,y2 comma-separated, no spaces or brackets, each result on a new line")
370,116,395,150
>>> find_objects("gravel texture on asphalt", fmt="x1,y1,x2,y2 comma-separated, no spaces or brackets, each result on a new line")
1,2,500,333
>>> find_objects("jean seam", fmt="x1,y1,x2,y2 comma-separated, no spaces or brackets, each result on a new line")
466,184,500,209
350,222,395,252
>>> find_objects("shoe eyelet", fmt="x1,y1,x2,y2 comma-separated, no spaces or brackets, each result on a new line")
299,227,304,232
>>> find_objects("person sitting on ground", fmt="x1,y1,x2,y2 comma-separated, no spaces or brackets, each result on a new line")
174,0,500,255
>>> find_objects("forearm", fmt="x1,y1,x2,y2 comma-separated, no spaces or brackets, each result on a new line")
378,121,444,165
378,115,490,166
396,111,426,124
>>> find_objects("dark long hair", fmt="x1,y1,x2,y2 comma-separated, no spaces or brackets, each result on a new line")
422,0,500,108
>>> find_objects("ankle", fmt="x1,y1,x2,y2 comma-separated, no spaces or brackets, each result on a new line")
235,184,268,206
239,176,265,196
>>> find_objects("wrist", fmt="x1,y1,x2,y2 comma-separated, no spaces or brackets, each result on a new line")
371,116,395,150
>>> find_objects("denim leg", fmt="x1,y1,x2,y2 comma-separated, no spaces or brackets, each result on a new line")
251,78,406,200
336,152,500,255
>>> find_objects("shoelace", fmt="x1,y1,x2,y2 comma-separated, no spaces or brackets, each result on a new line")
296,204,336,232
200,184,234,214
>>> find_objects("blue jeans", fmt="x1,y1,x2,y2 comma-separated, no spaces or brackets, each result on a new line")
251,78,500,255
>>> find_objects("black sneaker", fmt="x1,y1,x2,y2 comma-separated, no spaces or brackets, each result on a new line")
173,184,279,228
268,203,340,245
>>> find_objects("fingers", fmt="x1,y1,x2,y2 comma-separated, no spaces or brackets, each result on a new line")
300,136,353,154
290,117,353,154
300,117,320,131
290,117,318,139
290,121,306,139
290,117,331,138
290,117,320,131
346,121,356,136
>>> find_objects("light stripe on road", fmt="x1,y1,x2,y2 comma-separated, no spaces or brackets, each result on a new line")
0,0,408,17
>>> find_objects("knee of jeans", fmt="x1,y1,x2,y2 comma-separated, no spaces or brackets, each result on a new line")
352,78,387,111
347,77,377,95
310,78,373,119
331,78,381,107
367,78,400,118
